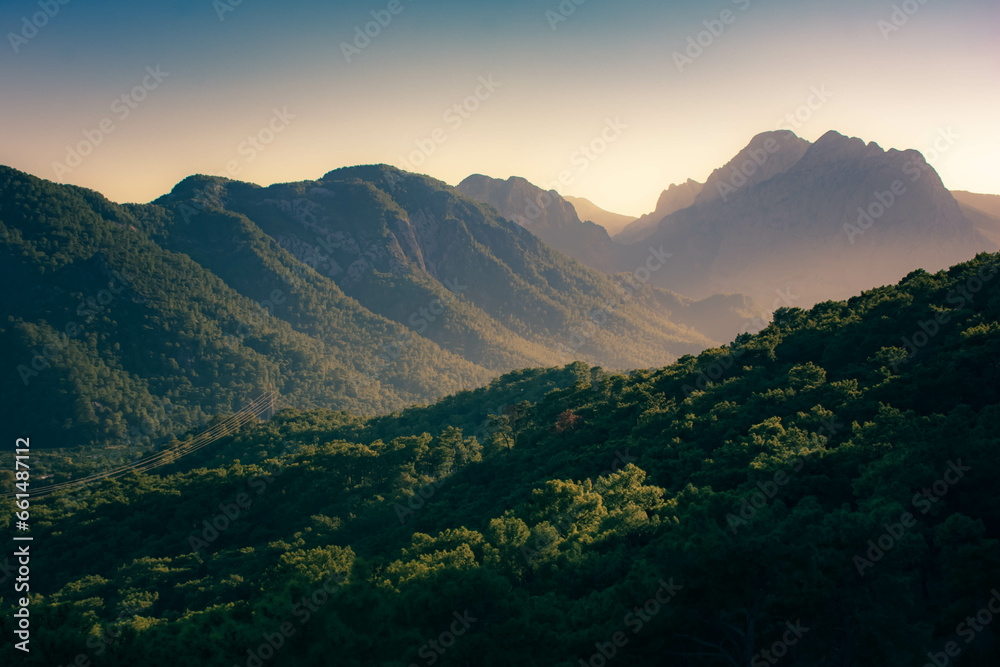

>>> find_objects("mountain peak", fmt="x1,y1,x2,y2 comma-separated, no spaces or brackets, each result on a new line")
615,180,705,244
749,128,804,147
159,174,250,206
321,163,431,190
656,180,703,210
506,175,540,188
322,163,404,179
666,178,700,192
695,130,811,206
456,173,626,272
805,130,887,162
630,129,991,305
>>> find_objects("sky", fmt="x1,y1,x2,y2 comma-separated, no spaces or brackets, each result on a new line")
1,0,997,216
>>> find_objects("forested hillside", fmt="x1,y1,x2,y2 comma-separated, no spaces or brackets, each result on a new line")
152,165,758,370
0,167,489,459
0,165,758,459
3,253,998,666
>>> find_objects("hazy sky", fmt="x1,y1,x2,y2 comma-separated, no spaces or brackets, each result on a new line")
1,0,997,215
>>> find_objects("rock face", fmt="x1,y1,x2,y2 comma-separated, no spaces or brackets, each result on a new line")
633,130,993,305
615,179,705,245
456,174,623,273
563,196,635,237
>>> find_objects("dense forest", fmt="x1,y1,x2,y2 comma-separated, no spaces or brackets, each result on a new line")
2,252,998,665
0,166,757,466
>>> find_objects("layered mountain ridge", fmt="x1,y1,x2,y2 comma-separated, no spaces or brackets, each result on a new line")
455,174,623,273
639,130,990,303
615,178,705,244
0,165,758,454
563,195,635,236
459,130,995,306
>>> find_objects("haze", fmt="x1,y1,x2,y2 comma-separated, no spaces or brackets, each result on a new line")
1,0,997,215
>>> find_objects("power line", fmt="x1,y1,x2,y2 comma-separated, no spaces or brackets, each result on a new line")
31,392,273,492
6,392,277,500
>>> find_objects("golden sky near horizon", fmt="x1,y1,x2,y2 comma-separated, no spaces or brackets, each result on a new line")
1,0,997,216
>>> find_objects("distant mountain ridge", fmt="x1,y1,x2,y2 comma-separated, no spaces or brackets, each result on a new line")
0,164,759,453
4,128,995,455
953,190,1000,219
563,196,635,236
456,174,624,273
694,130,811,208
953,190,1000,247
615,179,704,244
460,130,996,307
635,130,992,303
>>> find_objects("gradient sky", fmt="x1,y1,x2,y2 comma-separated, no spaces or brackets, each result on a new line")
1,0,997,216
